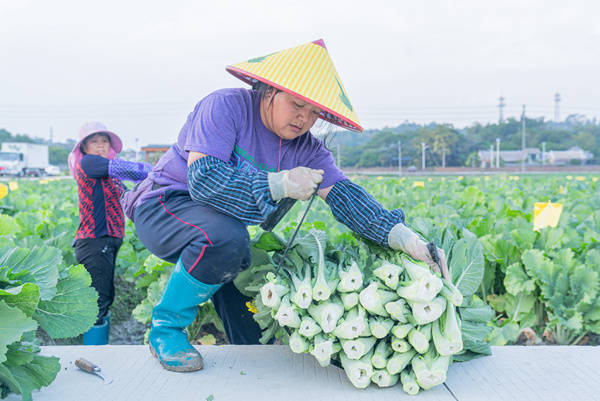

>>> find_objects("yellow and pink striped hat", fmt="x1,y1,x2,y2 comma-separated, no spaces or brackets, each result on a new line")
226,39,362,132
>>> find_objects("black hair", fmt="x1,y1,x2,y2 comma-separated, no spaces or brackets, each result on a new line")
252,81,280,106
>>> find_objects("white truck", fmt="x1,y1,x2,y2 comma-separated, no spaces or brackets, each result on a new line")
0,142,49,177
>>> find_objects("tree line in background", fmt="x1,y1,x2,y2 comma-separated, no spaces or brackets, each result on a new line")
328,114,600,168
1,113,599,169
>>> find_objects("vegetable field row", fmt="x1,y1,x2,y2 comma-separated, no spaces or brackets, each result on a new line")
1,174,599,398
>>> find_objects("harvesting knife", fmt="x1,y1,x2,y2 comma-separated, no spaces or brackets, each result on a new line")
274,184,321,275
75,358,113,384
426,242,450,279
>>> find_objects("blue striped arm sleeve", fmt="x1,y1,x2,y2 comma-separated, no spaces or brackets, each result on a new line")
187,156,278,225
325,179,405,247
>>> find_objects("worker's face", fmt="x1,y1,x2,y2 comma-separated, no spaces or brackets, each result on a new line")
261,90,322,140
83,133,111,158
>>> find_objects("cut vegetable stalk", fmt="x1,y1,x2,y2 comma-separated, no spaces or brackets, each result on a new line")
386,349,416,375
333,307,368,340
391,323,413,339
290,263,312,309
308,298,344,333
310,334,341,367
341,292,359,310
411,349,450,390
359,282,398,317
311,231,334,301
369,317,394,338
289,330,308,353
410,296,447,325
341,336,377,360
384,298,409,322
407,324,432,354
390,337,410,353
432,300,463,356
371,340,393,369
298,316,321,338
260,274,289,309
371,369,399,388
274,295,301,328
373,262,403,290
337,260,363,292
340,350,374,389
400,368,420,395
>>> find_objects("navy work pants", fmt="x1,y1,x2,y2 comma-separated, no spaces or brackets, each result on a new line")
75,236,122,325
134,191,261,344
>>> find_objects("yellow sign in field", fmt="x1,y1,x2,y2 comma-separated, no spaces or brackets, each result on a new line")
533,201,563,231
8,181,18,191
0,184,7,200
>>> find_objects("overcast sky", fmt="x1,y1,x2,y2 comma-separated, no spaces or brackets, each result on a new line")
1,0,598,149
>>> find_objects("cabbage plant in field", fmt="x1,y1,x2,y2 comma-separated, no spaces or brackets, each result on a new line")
0,244,99,401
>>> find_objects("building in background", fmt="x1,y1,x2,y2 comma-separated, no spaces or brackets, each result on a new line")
547,146,593,165
478,148,541,168
141,144,170,164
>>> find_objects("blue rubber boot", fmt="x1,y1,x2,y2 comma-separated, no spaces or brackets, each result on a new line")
148,259,222,372
82,318,110,345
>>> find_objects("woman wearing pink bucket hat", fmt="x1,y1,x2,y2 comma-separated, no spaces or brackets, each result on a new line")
123,39,448,372
70,121,152,345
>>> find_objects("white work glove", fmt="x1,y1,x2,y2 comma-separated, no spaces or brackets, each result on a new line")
388,223,449,280
268,167,324,201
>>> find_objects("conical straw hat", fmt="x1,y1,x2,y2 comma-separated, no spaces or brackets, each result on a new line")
226,39,362,132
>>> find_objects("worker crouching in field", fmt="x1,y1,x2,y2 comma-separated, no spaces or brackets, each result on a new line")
69,122,152,345
123,39,449,372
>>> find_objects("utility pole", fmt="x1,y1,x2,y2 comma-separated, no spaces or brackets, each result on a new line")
489,145,494,169
336,143,341,167
442,148,446,168
498,96,505,123
421,142,427,171
542,142,546,165
496,138,500,168
554,93,561,121
521,105,526,172
397,141,402,176
49,126,53,144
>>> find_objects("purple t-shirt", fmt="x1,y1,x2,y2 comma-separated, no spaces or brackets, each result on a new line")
141,88,345,202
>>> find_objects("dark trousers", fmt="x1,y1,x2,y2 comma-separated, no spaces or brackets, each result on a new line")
134,191,262,344
75,236,122,325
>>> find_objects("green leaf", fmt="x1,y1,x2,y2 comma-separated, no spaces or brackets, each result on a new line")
0,354,60,401
504,263,536,296
487,321,520,345
537,227,564,252
487,293,537,326
461,320,492,354
4,343,35,367
449,236,484,298
460,304,495,323
0,215,20,237
253,231,285,252
0,301,37,363
0,246,60,300
133,273,169,324
0,283,40,317
33,264,98,339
